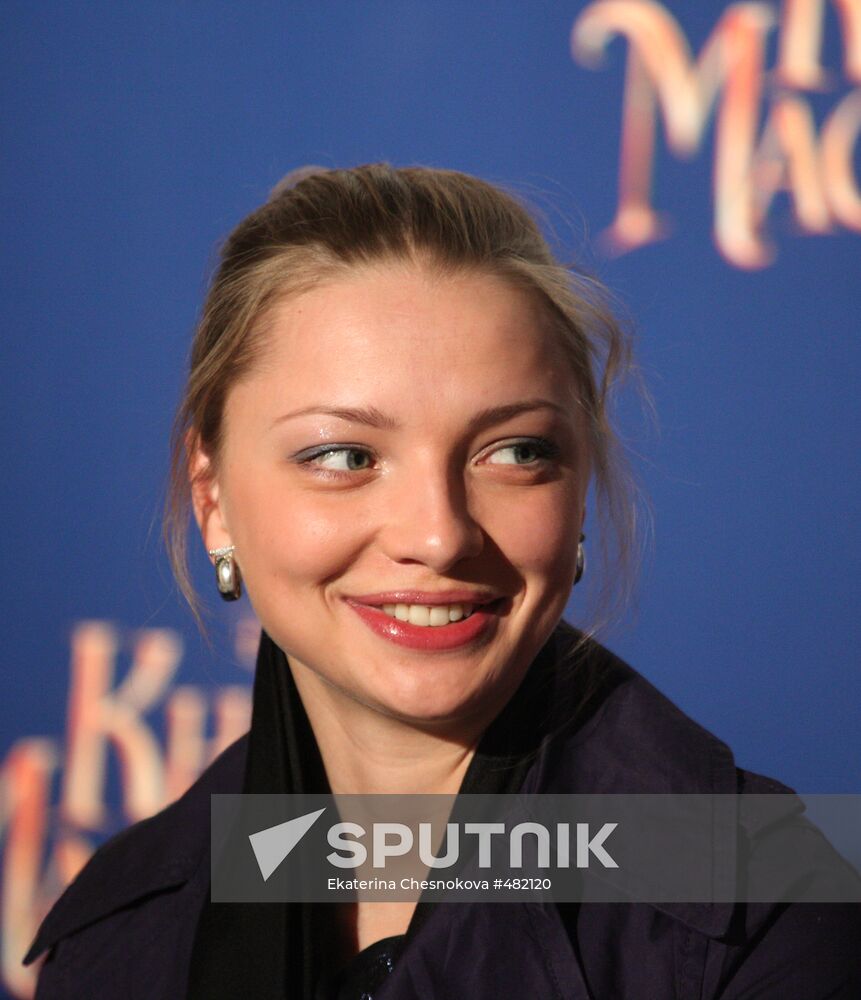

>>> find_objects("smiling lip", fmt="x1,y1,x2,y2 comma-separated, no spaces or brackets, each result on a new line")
344,593,504,651
348,589,499,607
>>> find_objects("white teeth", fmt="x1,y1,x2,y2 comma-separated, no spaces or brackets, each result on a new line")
408,605,431,626
375,602,481,626
428,606,450,627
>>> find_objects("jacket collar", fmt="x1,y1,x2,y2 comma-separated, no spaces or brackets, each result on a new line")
25,625,743,963
526,632,741,938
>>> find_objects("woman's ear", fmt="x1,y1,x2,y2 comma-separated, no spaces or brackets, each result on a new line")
187,430,232,554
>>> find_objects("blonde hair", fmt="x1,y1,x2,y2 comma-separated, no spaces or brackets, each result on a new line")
165,163,647,638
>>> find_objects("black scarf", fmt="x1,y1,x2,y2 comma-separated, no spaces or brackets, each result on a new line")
186,626,571,999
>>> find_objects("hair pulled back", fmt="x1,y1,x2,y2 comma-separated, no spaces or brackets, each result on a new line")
165,163,645,637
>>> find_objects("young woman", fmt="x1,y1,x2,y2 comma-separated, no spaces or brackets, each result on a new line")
25,165,859,999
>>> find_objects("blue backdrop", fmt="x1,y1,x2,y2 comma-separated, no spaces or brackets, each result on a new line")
2,2,859,996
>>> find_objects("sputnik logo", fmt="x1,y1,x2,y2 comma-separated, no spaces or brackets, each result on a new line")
248,808,327,881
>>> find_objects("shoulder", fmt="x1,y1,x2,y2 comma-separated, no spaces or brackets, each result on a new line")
541,626,861,995
23,733,248,991
537,623,746,796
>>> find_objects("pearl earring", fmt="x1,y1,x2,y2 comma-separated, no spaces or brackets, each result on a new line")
208,545,242,601
574,533,586,585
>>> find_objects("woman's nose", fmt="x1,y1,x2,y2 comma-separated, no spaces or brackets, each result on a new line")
378,466,484,574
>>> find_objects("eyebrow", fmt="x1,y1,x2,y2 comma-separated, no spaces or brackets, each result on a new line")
270,399,568,432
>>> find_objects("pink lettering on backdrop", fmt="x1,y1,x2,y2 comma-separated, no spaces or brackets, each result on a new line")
0,621,253,997
572,0,861,267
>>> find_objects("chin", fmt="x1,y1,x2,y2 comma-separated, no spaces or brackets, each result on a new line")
365,661,509,730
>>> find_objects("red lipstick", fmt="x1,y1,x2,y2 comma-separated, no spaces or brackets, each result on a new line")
344,595,502,651
349,589,498,607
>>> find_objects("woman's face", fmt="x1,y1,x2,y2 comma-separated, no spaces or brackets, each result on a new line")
195,263,590,734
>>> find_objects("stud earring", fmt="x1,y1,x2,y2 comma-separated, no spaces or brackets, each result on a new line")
574,533,586,585
208,545,242,601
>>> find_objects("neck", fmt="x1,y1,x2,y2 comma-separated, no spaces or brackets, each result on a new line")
288,659,487,796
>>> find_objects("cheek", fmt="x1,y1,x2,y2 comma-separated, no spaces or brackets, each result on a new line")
484,487,581,585
227,475,370,591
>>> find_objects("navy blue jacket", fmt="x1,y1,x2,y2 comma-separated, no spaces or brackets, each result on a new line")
24,647,861,998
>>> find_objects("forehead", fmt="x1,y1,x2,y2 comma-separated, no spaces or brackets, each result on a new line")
234,264,580,422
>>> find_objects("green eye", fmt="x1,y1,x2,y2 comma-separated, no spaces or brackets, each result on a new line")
310,447,373,471
487,439,557,465
294,442,378,475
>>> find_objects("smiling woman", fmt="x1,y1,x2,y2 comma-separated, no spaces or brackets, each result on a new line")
24,165,860,999
196,266,589,742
